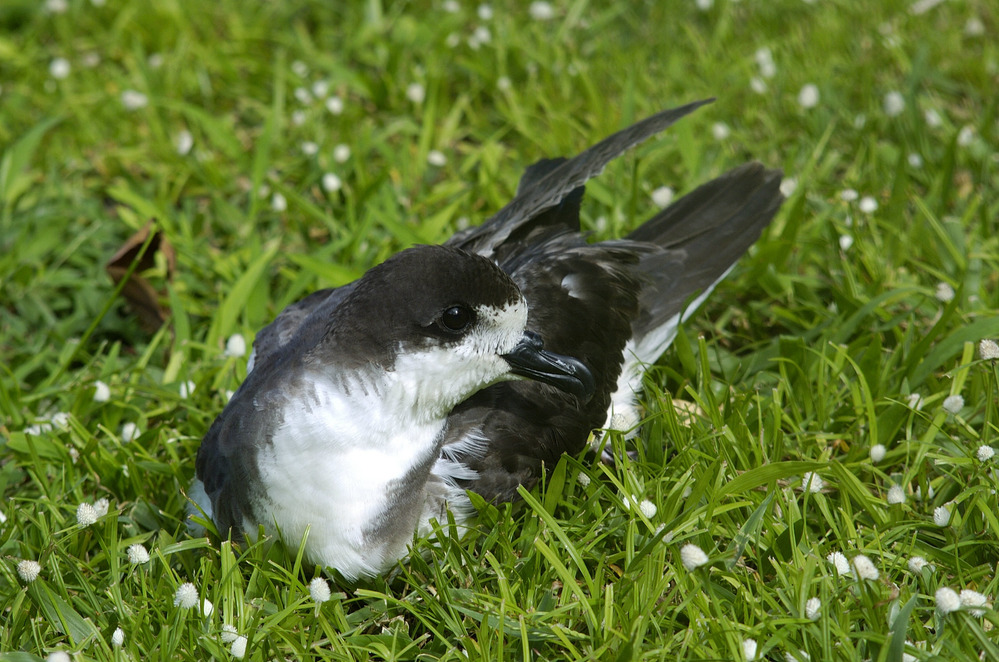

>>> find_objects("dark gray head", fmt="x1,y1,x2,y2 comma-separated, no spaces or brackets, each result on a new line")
309,245,593,415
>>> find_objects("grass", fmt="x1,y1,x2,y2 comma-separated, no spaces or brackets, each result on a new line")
1,0,998,659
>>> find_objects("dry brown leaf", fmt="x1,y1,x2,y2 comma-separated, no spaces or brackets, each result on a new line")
105,222,175,331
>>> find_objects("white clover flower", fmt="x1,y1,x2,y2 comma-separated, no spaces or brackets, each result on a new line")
121,421,139,442
174,129,194,156
121,90,149,111
651,186,674,208
907,153,923,168
964,17,985,37
957,126,974,147
800,472,823,493
0,508,6,524
179,380,196,399
17,559,41,582
754,47,776,79
291,110,306,126
405,82,426,105
797,84,819,109
936,587,961,614
322,173,342,193
111,626,125,647
497,76,511,91
979,339,999,360
50,57,71,80
742,638,757,661
174,582,199,608
923,108,942,128
906,393,924,410
301,141,319,156
77,502,98,527
887,485,906,505
225,334,246,358
311,80,330,99
779,177,797,197
935,282,955,303
472,25,491,44
46,653,71,662
46,0,68,12
220,624,239,643
477,4,493,20
840,188,859,202
427,150,447,167
325,96,344,115
639,500,657,519
127,543,150,564
851,554,879,580
749,77,767,94
827,551,850,575
293,87,312,104
231,635,247,658
291,60,308,77
959,589,989,617
93,380,111,402
711,122,730,141
933,506,951,527
576,472,591,487
680,543,709,570
870,444,886,463
805,596,821,620
838,234,853,251
271,192,287,212
147,53,164,69
309,576,332,604
51,412,70,429
528,1,555,20
942,394,963,414
883,91,905,117
92,498,109,518
977,445,995,462
858,196,878,214
907,556,928,573
333,144,351,163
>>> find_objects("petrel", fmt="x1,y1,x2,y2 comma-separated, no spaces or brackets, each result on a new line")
190,99,784,579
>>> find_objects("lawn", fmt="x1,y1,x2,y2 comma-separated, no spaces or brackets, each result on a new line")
1,0,998,660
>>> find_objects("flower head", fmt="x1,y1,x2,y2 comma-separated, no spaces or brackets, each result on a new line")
322,173,342,193
576,472,591,487
529,1,555,20
805,596,821,620
333,144,351,163
231,635,247,658
121,90,149,111
77,502,98,527
870,444,886,462
638,499,657,519
883,91,905,117
942,394,963,414
907,556,929,573
827,551,850,575
977,446,995,462
959,589,989,617
174,582,199,608
887,485,906,505
127,543,150,564
680,543,709,570
17,559,41,582
179,380,196,399
979,339,999,360
858,196,878,214
405,82,426,105
933,506,951,527
309,576,331,604
935,587,960,614
651,186,674,208
801,472,824,493
121,421,139,442
225,334,246,357
427,150,447,167
111,627,125,647
220,624,239,643
797,84,819,109
93,380,111,402
325,96,344,115
175,130,194,156
851,554,879,580
742,638,757,661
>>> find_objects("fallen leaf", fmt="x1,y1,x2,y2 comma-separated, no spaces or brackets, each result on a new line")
105,222,175,331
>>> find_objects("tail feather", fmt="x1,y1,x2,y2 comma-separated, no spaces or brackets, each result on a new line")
605,162,783,429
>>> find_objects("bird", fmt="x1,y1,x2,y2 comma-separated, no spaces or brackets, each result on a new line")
189,98,784,580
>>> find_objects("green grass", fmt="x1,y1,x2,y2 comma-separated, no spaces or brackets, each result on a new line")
2,0,998,659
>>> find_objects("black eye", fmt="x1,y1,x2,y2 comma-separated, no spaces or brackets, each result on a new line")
439,305,475,333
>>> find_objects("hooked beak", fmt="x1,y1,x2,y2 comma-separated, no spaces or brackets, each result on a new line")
502,332,595,402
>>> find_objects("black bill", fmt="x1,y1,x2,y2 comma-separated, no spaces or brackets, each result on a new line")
502,331,595,402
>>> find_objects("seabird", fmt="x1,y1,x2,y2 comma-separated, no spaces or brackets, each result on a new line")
190,99,784,580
